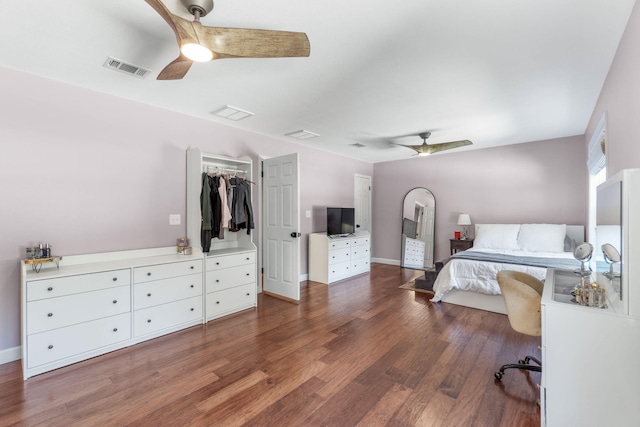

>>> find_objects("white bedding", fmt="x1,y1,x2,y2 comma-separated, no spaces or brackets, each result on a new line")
430,248,575,302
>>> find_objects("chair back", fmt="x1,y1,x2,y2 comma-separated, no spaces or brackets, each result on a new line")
496,270,543,337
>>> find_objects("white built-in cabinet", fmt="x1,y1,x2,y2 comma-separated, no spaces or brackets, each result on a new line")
541,268,640,426
21,247,204,380
308,231,370,284
186,148,258,321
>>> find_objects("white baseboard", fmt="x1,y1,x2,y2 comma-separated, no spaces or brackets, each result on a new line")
0,346,21,365
300,273,309,282
372,257,400,266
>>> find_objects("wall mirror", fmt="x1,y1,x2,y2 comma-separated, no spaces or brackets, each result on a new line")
401,188,435,269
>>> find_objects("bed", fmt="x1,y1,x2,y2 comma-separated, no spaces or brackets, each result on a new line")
430,223,584,314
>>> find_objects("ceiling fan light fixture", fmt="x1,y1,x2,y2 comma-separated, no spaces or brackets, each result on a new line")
181,43,213,62
418,152,430,156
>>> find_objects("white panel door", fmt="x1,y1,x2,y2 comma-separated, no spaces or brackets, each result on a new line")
263,153,300,301
354,174,371,232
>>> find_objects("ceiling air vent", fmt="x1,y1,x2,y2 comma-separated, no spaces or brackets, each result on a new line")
103,57,151,79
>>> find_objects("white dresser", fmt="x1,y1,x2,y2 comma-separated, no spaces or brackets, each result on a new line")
308,231,371,284
21,247,204,380
132,259,203,337
205,249,257,321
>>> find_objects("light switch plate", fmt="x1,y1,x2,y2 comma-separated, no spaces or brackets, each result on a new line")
169,214,181,225
305,210,311,218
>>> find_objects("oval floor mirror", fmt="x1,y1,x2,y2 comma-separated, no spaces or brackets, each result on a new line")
401,188,435,269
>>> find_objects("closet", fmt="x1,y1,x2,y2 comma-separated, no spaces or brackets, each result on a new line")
186,148,258,321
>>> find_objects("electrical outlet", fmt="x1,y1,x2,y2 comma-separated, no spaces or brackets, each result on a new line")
169,214,181,225
305,210,312,218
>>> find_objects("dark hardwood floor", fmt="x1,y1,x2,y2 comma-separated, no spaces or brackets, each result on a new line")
0,264,541,426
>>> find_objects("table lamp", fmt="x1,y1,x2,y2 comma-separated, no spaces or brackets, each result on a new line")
457,214,471,240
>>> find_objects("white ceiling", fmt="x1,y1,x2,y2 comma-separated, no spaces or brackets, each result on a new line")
0,0,635,163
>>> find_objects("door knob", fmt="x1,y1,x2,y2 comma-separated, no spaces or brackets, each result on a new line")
290,232,301,238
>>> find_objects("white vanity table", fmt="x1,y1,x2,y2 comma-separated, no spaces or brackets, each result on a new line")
541,268,640,426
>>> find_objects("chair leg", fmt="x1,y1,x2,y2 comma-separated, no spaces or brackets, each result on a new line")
494,355,541,380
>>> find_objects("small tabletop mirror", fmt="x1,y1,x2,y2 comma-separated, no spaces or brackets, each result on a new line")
574,242,594,277
601,243,621,280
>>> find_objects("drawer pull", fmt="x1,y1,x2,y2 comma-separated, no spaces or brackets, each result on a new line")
47,313,53,317
190,266,194,270
216,279,220,283
147,272,151,276
246,293,250,296
216,301,220,304
190,308,194,311
113,328,118,332
47,287,53,291
246,257,250,261
48,345,53,350
246,273,250,276
190,284,194,288
216,262,220,266
147,293,151,297
147,319,152,323
112,277,118,282
113,300,118,304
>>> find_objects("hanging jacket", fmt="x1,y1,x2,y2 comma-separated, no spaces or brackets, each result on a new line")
200,173,212,252
230,178,254,235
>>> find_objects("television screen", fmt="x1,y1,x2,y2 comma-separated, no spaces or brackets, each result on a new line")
327,207,355,236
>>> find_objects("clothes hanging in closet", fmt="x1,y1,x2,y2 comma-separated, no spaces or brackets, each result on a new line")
200,172,255,252
229,177,254,235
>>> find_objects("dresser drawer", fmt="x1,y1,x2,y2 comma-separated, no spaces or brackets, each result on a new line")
328,248,350,265
206,264,255,293
27,312,131,369
351,246,370,260
207,251,256,271
134,273,202,310
133,296,202,337
327,240,351,250
27,286,131,335
206,283,255,318
133,260,202,284
351,259,371,275
328,261,351,282
351,237,370,247
27,269,130,302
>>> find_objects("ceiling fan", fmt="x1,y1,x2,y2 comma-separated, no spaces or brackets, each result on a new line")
398,132,473,156
144,0,311,80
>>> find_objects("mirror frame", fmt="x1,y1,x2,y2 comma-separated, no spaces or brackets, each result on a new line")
401,187,436,269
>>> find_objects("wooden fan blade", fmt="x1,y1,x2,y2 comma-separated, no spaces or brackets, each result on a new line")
401,140,473,155
424,140,473,154
157,55,193,80
196,25,310,58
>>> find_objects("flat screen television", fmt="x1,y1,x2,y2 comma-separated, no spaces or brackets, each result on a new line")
327,207,355,237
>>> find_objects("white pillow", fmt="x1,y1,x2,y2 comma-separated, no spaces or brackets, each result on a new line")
473,224,521,250
517,224,567,252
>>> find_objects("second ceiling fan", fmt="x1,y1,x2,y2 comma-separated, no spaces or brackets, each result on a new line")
144,0,311,80
399,132,473,156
